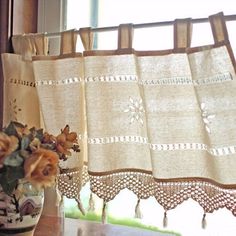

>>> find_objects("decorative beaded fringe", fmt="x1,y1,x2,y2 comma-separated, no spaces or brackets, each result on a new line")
163,211,168,228
102,201,107,224
88,192,95,212
202,213,207,229
76,198,85,215
135,199,142,219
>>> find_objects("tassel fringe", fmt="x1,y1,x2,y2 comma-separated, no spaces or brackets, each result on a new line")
88,192,95,212
76,198,86,215
102,201,107,224
135,199,142,219
202,213,207,229
77,228,83,236
163,211,168,228
55,186,62,207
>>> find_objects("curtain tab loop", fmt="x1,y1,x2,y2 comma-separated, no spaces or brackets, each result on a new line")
32,33,49,56
209,12,229,44
118,23,134,51
12,34,37,61
79,27,94,51
60,29,77,55
174,18,192,51
12,35,23,55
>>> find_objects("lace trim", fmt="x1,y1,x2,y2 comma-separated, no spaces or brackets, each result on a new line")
34,72,233,86
85,75,138,83
89,171,236,216
88,136,236,157
142,72,232,86
88,135,148,144
9,78,36,87
57,166,89,200
86,72,232,85
151,143,236,156
142,76,192,85
58,164,236,216
194,73,233,85
35,77,82,86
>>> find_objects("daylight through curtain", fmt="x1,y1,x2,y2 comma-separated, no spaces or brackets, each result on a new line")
2,12,236,220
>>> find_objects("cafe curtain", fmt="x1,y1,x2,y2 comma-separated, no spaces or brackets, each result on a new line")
2,12,236,222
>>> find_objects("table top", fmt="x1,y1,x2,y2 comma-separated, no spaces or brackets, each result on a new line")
34,215,175,236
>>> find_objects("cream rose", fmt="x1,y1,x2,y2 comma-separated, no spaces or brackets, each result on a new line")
24,148,59,188
0,132,18,167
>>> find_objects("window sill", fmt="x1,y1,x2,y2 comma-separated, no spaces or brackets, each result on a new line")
34,215,173,236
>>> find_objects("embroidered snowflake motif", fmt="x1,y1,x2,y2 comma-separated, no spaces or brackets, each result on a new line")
9,98,22,121
124,97,145,125
200,103,215,133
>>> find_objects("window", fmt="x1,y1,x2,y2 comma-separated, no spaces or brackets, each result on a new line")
38,1,236,235
66,0,236,53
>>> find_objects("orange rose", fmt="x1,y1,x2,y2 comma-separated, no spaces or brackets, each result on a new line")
24,148,59,189
56,125,78,156
0,132,18,167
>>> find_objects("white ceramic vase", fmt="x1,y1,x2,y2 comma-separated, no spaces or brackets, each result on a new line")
0,182,44,235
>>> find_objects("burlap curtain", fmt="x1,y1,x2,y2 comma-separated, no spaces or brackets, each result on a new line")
1,34,46,128
2,12,236,220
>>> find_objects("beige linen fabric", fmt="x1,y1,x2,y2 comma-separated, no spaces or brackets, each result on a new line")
33,30,86,170
84,46,236,185
2,13,236,216
33,56,85,169
1,34,48,128
32,31,87,206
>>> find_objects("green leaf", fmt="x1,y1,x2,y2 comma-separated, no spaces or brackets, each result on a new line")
35,129,44,141
0,180,17,195
0,174,16,195
0,166,24,195
3,122,18,136
4,151,24,167
7,166,24,182
20,149,30,158
21,136,31,150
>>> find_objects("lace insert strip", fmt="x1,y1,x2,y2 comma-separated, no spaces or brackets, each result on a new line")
87,135,236,157
35,77,82,86
34,72,233,86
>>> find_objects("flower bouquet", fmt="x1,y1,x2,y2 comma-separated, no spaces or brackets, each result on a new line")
0,121,79,234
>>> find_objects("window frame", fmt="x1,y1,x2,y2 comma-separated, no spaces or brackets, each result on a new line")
38,0,66,33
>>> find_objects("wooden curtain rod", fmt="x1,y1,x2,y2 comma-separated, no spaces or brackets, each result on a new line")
45,14,236,37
